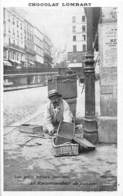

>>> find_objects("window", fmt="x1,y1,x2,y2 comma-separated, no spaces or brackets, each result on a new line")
3,51,6,59
13,29,15,35
72,26,76,33
13,52,15,60
73,35,76,41
17,21,19,27
72,16,76,23
83,35,86,41
20,23,22,29
82,16,85,22
13,17,15,25
83,44,86,51
17,53,19,61
3,9,5,20
9,38,11,44
73,45,77,52
4,23,6,36
82,25,85,32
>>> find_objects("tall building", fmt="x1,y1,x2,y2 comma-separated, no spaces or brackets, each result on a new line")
3,8,53,70
71,13,87,52
24,19,35,68
43,35,53,68
67,9,87,67
3,8,25,68
33,27,44,68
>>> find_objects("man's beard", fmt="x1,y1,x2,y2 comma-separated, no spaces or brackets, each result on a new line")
53,101,60,108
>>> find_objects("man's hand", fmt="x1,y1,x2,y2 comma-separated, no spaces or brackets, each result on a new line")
49,129,55,136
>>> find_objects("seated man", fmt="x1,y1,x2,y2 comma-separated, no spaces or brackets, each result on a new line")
43,89,73,136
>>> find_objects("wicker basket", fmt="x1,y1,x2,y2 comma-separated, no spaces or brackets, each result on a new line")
57,121,75,140
52,137,79,157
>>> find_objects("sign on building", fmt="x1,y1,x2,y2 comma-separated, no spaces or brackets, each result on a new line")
99,22,117,68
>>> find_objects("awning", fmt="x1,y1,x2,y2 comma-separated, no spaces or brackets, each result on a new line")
68,63,82,68
16,61,21,64
3,60,12,67
9,59,16,63
30,61,35,65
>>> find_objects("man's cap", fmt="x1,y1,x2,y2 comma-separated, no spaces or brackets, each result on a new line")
48,89,62,99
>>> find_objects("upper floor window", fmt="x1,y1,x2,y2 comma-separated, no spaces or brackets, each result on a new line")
82,25,86,32
83,44,86,51
17,21,19,28
73,35,76,41
20,23,22,29
9,38,11,44
82,16,85,22
13,17,15,25
83,35,86,41
72,26,76,33
17,31,19,37
72,16,76,23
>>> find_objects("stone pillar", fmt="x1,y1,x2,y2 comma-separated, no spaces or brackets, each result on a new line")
84,54,95,118
83,8,98,144
83,53,98,144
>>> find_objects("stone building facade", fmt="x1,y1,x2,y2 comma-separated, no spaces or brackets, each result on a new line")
24,19,35,68
43,35,52,68
3,8,25,68
3,8,53,70
98,8,117,143
33,27,44,68
67,8,87,68
84,7,117,144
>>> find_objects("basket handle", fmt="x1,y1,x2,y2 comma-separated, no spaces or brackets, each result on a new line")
56,121,62,136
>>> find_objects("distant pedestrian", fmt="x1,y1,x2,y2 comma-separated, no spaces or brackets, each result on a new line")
43,89,73,136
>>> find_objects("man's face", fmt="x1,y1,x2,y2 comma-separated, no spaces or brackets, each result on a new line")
50,95,61,108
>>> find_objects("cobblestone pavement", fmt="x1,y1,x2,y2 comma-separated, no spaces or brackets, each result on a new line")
4,114,117,191
4,82,116,191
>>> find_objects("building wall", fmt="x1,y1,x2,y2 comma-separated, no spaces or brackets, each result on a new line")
34,27,44,66
97,8,117,143
3,8,53,70
69,11,87,52
3,8,25,67
67,9,87,67
43,35,52,67
24,20,35,67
